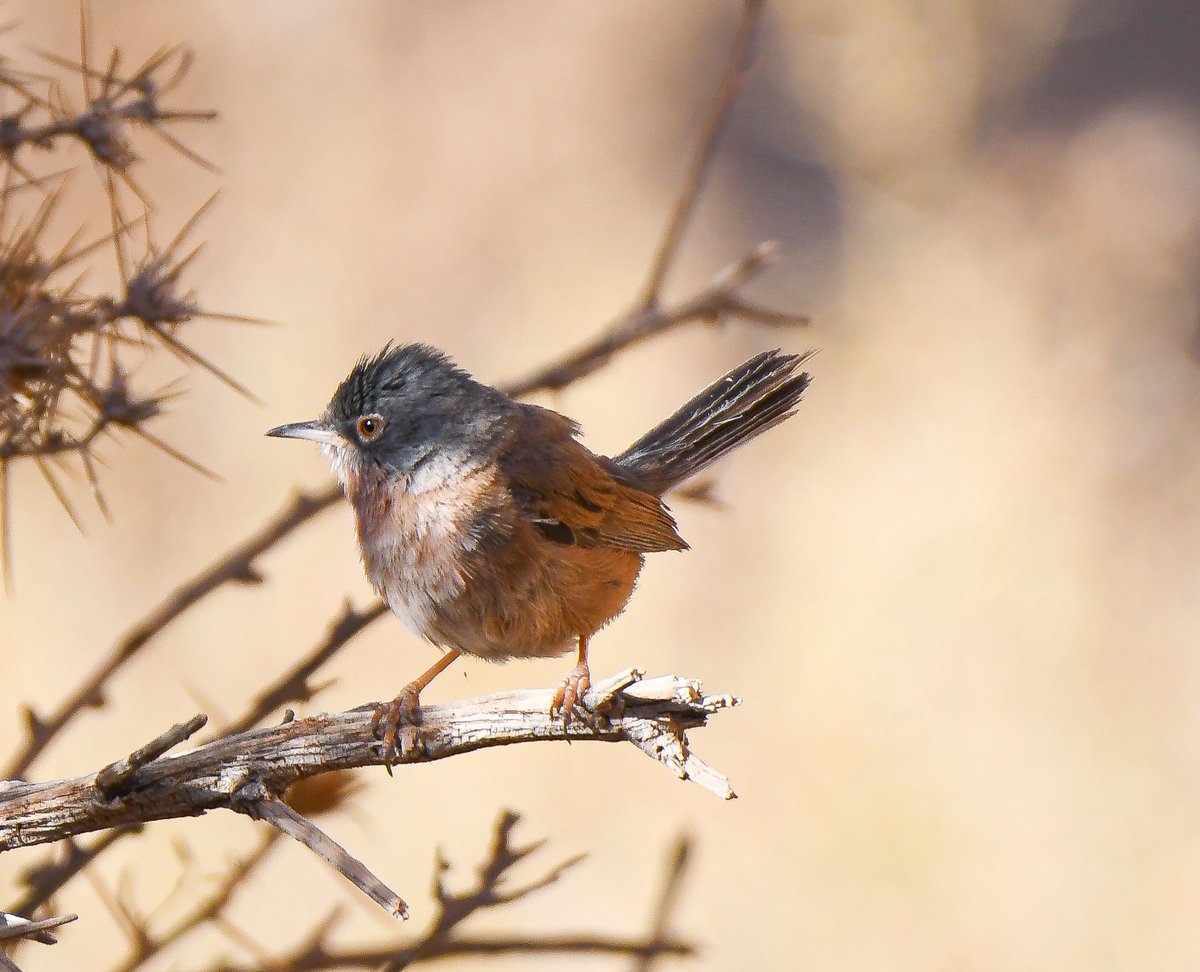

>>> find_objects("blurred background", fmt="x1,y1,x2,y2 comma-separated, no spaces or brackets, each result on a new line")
4,0,1200,968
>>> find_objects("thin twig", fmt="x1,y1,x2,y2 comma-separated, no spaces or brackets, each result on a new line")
243,793,408,919
94,714,207,799
637,0,767,307
106,831,279,972
506,240,807,396
206,810,693,972
9,827,141,919
632,835,693,972
209,931,693,972
218,601,389,739
0,912,77,944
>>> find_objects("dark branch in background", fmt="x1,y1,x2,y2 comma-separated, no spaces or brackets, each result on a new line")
632,835,693,972
637,0,763,305
9,827,141,919
99,832,278,972
208,811,693,972
217,600,390,739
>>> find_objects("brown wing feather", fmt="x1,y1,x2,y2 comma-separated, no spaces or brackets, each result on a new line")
500,405,687,553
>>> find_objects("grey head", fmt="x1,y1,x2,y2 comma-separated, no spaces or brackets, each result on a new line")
266,343,514,490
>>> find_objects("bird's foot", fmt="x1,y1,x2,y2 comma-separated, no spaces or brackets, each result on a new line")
551,662,591,725
371,682,422,772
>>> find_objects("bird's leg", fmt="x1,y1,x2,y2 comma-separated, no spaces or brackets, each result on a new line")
372,649,461,770
551,635,591,723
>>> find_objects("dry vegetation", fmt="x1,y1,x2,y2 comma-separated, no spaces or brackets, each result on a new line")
4,1,1200,971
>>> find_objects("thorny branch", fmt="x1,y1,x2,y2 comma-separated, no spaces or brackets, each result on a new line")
0,22,247,590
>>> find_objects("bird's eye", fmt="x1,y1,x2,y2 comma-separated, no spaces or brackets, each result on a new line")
356,414,385,442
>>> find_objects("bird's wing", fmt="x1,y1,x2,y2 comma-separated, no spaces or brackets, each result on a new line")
499,404,688,553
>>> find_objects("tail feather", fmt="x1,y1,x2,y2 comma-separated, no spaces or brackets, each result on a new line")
615,349,813,493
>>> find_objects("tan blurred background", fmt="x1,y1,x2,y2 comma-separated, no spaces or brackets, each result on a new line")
5,0,1200,968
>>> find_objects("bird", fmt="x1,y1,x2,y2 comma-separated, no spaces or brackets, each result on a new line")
267,343,812,763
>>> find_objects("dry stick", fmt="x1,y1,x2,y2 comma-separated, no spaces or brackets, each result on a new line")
0,912,77,945
245,794,408,918
0,670,737,912
5,0,799,786
0,913,77,972
94,714,208,799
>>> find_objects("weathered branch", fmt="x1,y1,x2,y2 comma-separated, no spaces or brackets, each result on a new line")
1,671,737,912
0,912,76,945
0,911,76,972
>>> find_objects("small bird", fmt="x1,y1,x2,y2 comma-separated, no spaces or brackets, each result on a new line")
268,344,812,761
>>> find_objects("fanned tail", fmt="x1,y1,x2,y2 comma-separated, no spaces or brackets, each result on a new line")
615,349,814,494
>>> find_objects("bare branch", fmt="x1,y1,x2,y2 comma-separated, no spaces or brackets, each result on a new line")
632,835,693,972
504,241,807,397
9,827,141,918
0,671,737,913
638,0,767,307
244,793,408,920
219,601,389,738
209,931,693,972
0,912,76,945
205,811,694,972
107,831,279,972
94,714,208,799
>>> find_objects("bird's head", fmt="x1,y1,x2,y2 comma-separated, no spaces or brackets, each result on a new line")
267,343,511,493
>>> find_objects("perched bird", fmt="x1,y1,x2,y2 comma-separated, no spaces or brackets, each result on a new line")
268,344,812,761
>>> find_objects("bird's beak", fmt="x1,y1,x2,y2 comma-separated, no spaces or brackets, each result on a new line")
265,419,343,446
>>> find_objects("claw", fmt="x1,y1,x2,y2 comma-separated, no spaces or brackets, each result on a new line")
369,650,462,773
551,661,591,725
370,683,421,772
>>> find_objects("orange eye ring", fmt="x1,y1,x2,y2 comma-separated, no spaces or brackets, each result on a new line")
356,413,385,442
